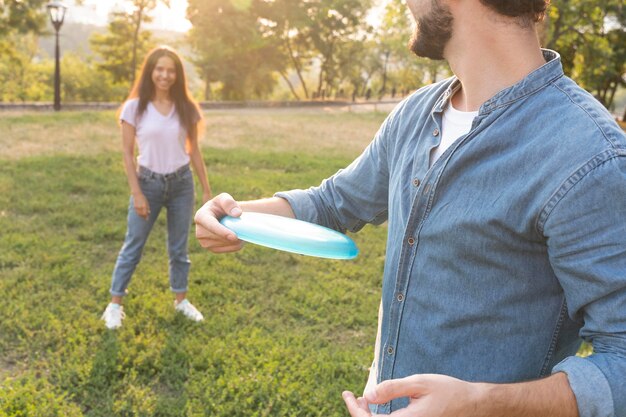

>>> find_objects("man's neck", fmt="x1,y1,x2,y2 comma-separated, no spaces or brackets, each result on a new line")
445,3,546,112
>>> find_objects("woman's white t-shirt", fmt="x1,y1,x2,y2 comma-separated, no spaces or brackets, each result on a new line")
120,98,190,174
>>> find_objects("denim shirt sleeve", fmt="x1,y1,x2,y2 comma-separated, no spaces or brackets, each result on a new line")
275,112,394,232
541,152,626,417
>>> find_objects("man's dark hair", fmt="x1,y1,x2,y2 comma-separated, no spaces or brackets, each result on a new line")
480,0,550,24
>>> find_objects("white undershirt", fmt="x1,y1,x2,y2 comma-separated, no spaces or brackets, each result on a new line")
429,102,478,167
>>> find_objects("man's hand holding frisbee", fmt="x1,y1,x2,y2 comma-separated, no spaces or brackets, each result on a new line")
194,193,245,253
195,193,358,259
195,193,296,254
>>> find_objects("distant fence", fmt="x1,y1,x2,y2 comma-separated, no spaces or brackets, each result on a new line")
0,100,401,112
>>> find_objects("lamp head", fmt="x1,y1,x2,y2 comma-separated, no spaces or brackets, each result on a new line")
47,1,67,31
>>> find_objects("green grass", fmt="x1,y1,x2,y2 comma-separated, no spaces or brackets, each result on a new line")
2,107,599,415
0,109,388,416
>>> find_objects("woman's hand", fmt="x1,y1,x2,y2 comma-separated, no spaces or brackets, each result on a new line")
133,192,151,220
202,191,212,205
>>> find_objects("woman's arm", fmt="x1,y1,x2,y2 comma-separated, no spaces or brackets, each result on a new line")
187,123,212,204
121,121,149,219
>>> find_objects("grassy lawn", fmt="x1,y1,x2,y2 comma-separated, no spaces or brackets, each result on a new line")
0,108,389,416
2,106,611,415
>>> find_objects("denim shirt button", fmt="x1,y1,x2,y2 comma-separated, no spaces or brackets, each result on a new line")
387,346,394,355
412,178,420,187
396,293,404,302
433,128,440,136
407,237,415,245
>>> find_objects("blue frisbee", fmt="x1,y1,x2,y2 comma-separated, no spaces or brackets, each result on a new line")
219,212,358,260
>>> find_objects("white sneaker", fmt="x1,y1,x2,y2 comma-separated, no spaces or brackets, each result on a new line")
101,303,125,329
175,299,204,322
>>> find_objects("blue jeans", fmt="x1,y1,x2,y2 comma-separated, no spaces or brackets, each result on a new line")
110,164,194,296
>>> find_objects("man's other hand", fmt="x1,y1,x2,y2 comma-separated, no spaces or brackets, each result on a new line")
343,374,480,417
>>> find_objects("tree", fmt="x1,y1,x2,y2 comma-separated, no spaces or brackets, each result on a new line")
0,0,48,37
376,0,408,96
61,52,128,102
376,0,446,95
187,0,282,100
335,38,381,100
544,0,626,110
90,10,154,86
90,0,168,87
0,32,51,102
0,0,48,91
127,0,169,85
256,0,315,99
303,0,372,98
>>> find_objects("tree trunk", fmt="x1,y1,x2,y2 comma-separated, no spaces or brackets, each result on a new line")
316,62,325,98
284,24,309,99
380,50,390,98
131,7,144,87
605,81,617,111
545,0,567,50
361,72,373,96
279,70,301,100
317,41,335,98
204,72,212,101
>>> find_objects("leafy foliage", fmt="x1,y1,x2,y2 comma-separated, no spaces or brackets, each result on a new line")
544,0,626,110
187,0,282,100
0,33,52,102
374,0,449,96
90,11,154,87
0,0,623,110
0,0,50,102
0,0,48,37
256,0,316,99
304,0,373,98
0,40,129,103
61,53,129,102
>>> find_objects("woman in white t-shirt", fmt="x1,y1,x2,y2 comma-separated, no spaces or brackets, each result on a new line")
101,46,212,329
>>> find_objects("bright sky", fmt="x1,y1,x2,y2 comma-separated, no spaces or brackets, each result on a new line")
67,0,192,32
66,0,385,33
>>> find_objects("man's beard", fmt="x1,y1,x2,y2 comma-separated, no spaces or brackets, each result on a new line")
409,0,454,60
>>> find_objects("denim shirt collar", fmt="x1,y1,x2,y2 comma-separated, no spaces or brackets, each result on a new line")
432,49,564,116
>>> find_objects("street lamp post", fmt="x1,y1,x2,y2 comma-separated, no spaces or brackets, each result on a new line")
47,1,67,111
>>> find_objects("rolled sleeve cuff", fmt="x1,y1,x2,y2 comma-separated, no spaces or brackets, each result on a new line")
274,190,319,223
120,117,135,127
552,356,614,417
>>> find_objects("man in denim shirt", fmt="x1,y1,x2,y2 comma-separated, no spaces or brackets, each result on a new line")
195,0,626,415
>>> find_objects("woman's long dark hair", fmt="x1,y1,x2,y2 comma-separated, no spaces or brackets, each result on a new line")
122,45,202,142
